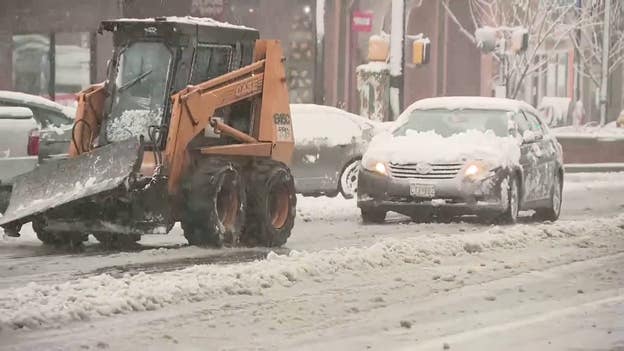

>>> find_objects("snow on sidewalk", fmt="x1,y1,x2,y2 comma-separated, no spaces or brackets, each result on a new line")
564,172,624,190
1,215,623,332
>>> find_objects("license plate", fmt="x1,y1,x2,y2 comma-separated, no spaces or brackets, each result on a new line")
410,183,435,198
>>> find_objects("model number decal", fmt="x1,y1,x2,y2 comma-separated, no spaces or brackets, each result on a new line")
273,113,291,125
274,113,292,141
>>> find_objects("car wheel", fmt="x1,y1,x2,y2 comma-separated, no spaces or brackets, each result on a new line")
535,173,562,221
339,159,360,199
500,175,520,224
361,207,386,224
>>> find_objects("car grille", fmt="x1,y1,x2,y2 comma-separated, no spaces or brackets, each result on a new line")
388,162,462,180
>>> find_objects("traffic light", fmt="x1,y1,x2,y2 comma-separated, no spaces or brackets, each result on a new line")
510,28,529,53
368,35,390,62
412,38,430,65
475,26,498,53
475,26,529,54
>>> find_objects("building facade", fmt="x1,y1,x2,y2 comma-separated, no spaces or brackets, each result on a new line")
5,0,614,122
0,0,317,106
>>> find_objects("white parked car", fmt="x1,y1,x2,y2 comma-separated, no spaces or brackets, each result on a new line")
0,107,39,213
0,91,76,213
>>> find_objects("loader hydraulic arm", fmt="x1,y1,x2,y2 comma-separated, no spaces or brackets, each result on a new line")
164,39,293,194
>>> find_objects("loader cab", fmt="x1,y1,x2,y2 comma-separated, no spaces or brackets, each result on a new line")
99,17,259,147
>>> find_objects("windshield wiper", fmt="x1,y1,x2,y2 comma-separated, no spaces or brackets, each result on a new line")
118,69,153,93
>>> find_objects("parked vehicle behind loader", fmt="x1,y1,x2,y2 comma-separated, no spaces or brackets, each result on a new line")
0,17,297,248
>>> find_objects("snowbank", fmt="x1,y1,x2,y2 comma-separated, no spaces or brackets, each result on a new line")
365,130,521,167
552,122,624,139
297,195,359,222
356,61,390,73
1,215,622,331
564,172,624,190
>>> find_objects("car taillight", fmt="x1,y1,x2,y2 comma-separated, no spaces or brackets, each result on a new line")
27,129,40,156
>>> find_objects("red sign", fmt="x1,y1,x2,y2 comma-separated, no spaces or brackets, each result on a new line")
352,11,373,33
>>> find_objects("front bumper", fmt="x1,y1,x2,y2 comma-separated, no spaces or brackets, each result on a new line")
357,168,509,216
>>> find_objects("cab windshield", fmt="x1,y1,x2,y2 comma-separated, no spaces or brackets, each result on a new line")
105,42,172,142
393,108,510,137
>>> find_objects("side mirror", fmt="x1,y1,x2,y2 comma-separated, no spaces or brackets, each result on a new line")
522,130,543,144
522,130,536,144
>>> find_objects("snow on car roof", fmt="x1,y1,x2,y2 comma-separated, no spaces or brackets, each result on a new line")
405,96,538,114
112,16,254,31
0,90,75,118
291,103,355,115
290,104,366,146
290,103,376,127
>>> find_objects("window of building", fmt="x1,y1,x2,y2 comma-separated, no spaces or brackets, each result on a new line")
55,32,91,105
12,32,92,106
12,34,50,96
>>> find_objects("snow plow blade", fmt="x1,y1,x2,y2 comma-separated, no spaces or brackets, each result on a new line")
0,138,142,228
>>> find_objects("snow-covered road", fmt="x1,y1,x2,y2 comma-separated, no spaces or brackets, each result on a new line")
1,172,623,350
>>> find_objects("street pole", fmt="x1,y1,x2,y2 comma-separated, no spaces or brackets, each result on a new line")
314,0,325,105
599,0,611,125
575,0,582,103
389,0,405,120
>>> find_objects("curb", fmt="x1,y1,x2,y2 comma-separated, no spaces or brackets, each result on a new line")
565,163,624,173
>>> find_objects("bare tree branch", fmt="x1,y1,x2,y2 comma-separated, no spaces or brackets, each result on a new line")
441,0,591,100
440,0,477,43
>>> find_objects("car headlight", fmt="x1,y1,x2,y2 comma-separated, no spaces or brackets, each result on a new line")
362,156,388,176
463,160,497,181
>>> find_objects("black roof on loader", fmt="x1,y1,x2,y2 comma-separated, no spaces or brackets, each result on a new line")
99,16,260,46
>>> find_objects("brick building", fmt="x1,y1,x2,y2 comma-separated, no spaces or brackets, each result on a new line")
12,0,605,121
0,0,317,106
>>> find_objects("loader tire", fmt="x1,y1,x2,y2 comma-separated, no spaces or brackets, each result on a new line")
182,159,246,247
242,162,296,247
94,233,140,249
32,219,87,247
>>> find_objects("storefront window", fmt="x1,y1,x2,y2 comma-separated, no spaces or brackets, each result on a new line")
55,32,91,106
12,32,91,106
286,2,315,103
12,34,50,96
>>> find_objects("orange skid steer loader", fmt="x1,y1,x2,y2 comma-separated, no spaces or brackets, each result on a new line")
0,17,297,248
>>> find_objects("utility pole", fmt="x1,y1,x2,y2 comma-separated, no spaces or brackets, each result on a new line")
599,0,611,125
314,0,325,105
389,0,405,120
574,0,582,103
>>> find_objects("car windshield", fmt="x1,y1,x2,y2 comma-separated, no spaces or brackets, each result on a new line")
105,42,171,142
393,108,510,137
